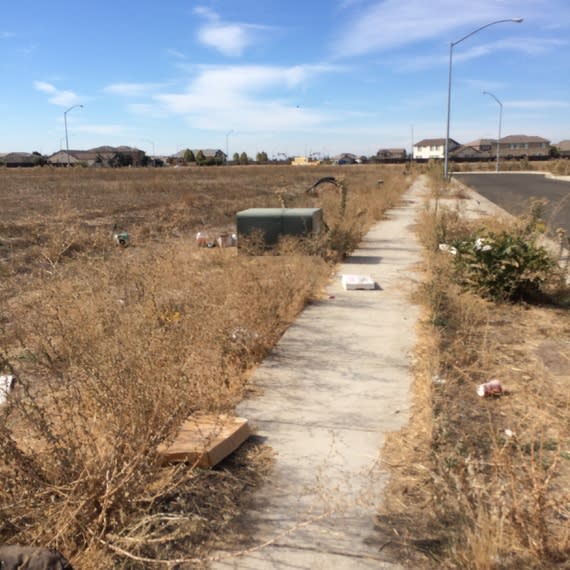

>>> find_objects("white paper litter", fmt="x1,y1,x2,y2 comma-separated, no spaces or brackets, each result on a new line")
341,274,376,290
0,375,15,404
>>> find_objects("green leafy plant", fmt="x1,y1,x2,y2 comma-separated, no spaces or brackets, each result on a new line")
449,231,555,301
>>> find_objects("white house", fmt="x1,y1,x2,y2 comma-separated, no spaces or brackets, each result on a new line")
413,138,460,160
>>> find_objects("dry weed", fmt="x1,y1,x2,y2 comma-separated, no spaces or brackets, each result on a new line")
0,164,408,566
380,187,570,569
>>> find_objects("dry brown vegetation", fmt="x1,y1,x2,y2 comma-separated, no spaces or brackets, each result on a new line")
379,177,570,569
0,164,408,567
451,158,570,176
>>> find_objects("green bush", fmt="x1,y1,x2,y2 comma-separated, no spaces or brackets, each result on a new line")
449,231,555,301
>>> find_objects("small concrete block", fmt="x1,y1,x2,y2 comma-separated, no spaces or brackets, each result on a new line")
341,274,376,290
157,414,251,468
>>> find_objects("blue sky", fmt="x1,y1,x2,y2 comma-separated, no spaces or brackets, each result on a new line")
1,0,569,158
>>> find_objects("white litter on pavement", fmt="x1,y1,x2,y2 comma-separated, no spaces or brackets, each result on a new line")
341,274,376,290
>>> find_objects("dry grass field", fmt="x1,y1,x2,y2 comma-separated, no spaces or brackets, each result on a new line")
0,164,409,567
5,163,566,568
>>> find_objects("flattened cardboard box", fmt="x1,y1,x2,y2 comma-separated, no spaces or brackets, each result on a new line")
158,415,251,468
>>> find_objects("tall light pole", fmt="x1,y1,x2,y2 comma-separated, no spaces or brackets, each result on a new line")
483,91,503,172
444,17,523,179
64,104,84,167
225,130,234,162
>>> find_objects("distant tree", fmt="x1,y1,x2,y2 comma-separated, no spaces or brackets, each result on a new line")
31,151,46,166
113,152,133,167
140,153,151,167
232,152,240,163
195,150,206,165
359,155,369,164
549,145,560,159
239,152,249,165
184,148,195,163
256,151,268,163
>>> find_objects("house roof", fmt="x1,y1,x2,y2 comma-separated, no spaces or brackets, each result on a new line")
464,139,495,147
450,145,491,157
415,138,460,147
499,134,550,144
48,147,145,161
555,140,570,151
0,152,39,164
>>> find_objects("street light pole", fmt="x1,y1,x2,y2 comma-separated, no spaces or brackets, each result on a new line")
64,104,84,167
225,130,234,162
444,17,523,179
483,91,503,172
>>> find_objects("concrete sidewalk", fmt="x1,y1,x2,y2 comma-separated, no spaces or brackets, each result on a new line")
212,178,426,569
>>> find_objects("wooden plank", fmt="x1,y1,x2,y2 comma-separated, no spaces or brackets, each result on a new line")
157,415,251,468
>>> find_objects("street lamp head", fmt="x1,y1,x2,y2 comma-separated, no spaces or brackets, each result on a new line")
511,17,524,23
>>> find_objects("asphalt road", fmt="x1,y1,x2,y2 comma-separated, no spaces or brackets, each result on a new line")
454,172,570,235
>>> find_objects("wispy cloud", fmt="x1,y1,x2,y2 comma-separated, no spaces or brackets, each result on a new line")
332,0,530,57
505,99,570,109
1,31,16,39
193,6,270,57
166,48,186,59
153,64,337,131
103,82,169,96
33,80,82,107
398,36,565,71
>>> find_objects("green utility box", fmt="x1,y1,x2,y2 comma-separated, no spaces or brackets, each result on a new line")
236,208,323,247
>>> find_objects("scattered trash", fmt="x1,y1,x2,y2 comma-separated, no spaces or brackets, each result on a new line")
217,233,238,248
112,227,130,247
197,231,237,248
439,243,458,255
0,375,15,404
196,231,209,247
504,429,515,439
328,295,335,300
474,237,492,252
341,274,376,290
432,374,446,385
157,414,251,468
477,379,503,397
229,326,259,346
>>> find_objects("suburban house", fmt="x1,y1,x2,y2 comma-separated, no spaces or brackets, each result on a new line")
464,139,495,152
449,145,492,161
0,152,43,167
556,140,570,157
292,156,321,166
375,148,407,162
333,153,358,165
495,135,550,159
413,138,460,160
47,146,146,167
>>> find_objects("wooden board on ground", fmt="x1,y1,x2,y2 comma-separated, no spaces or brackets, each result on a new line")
157,415,251,468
